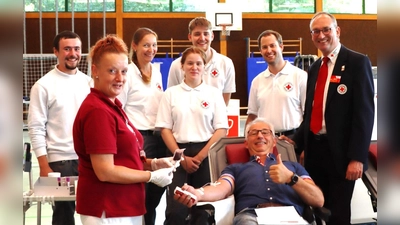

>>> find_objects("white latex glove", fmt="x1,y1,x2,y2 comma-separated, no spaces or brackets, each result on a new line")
151,157,174,170
148,167,174,187
174,160,181,171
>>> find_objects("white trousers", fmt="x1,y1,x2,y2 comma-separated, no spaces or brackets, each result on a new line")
80,211,143,225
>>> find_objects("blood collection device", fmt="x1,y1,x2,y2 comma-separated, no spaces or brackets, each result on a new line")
174,186,197,202
173,148,185,161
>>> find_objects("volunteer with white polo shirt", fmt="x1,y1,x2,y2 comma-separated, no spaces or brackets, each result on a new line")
117,27,168,225
246,30,307,138
156,46,228,225
167,16,236,106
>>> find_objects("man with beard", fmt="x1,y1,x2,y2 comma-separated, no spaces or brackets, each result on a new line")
245,30,307,140
167,17,236,106
28,30,91,225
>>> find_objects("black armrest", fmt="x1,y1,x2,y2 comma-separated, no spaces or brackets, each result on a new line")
23,143,32,172
313,206,331,222
302,206,331,224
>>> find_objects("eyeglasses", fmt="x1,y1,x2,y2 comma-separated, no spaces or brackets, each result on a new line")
310,27,333,36
247,129,273,137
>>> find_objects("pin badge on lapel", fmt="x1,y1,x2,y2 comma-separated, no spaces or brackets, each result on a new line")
341,65,345,71
337,84,347,95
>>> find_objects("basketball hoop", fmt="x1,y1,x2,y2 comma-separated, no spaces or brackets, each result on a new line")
219,24,232,36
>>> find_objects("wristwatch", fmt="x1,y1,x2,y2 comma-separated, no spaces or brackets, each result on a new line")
287,173,299,186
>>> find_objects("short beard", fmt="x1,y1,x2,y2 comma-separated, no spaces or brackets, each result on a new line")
65,62,78,71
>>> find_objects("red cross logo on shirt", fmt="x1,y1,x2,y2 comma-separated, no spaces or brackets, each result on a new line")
211,69,219,77
284,82,293,92
201,100,210,109
156,83,162,91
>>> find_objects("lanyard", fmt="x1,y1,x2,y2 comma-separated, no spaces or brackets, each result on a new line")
117,104,146,162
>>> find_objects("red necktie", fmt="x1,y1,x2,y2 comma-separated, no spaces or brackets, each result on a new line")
310,57,329,134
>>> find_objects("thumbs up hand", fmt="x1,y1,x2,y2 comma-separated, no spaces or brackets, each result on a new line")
269,154,293,184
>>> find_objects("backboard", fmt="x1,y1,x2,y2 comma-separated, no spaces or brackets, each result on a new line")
205,3,242,31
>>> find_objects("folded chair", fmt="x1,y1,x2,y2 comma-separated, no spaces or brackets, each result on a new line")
198,137,330,225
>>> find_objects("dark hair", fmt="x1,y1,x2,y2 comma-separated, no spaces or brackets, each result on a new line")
188,17,212,34
129,27,158,84
257,30,283,50
180,46,206,66
53,30,81,51
89,34,128,66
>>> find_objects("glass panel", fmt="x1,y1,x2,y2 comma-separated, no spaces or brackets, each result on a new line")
172,0,216,12
272,0,315,13
24,0,115,12
25,0,66,12
226,0,270,13
365,0,377,14
323,0,362,14
69,0,116,12
124,0,169,12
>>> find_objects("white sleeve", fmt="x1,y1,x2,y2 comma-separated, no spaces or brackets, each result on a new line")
27,83,48,158
299,70,308,113
247,77,259,115
223,58,236,93
213,89,229,129
167,59,182,88
155,89,173,130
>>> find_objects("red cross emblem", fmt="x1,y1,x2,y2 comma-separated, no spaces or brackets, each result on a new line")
337,84,347,95
156,83,162,91
284,82,293,92
211,69,219,77
201,100,210,108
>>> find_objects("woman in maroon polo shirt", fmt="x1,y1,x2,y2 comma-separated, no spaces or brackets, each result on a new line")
73,34,175,225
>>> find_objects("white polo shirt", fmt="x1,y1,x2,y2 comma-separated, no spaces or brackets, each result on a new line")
247,61,307,132
156,81,229,143
118,63,164,130
167,48,236,94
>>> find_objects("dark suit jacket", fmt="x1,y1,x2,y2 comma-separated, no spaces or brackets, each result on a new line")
293,45,375,176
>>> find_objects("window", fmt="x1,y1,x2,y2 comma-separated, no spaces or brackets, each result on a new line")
24,0,377,14
226,0,270,13
272,0,314,13
124,0,169,12
226,0,314,13
172,0,214,12
24,0,116,12
123,0,216,12
365,0,377,14
323,0,377,14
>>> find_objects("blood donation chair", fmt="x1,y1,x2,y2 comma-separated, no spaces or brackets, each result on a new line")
198,137,330,225
362,141,377,213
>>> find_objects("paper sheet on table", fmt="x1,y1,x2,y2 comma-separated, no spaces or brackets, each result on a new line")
255,206,309,224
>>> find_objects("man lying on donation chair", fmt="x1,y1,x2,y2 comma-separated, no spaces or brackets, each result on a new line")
174,118,324,225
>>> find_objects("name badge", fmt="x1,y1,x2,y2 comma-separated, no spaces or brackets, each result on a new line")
330,75,341,83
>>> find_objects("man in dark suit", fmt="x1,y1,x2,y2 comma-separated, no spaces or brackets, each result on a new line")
281,12,375,225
